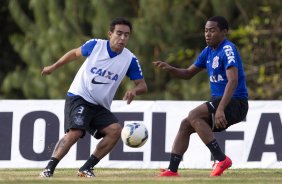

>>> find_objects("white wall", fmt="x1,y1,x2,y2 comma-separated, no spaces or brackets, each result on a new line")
0,100,281,169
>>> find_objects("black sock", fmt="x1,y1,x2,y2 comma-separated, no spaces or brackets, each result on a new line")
79,155,100,171
168,153,182,173
45,157,59,173
206,139,226,161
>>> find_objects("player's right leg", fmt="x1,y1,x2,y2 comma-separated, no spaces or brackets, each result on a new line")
41,95,87,178
158,117,196,177
40,129,83,177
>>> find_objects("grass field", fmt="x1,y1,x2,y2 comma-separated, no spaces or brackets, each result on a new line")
0,168,282,184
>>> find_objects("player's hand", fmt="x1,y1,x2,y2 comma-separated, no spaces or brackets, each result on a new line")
214,109,228,129
123,89,136,104
153,61,172,71
41,65,55,76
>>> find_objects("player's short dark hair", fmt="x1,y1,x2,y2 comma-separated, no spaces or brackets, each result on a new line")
110,17,132,32
208,16,229,31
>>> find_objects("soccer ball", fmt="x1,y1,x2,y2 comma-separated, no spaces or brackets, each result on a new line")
121,122,148,148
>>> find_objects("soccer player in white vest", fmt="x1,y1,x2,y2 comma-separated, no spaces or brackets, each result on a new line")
40,17,147,177
154,16,248,177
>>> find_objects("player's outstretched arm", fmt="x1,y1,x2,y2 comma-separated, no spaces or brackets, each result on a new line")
41,47,82,75
153,61,202,79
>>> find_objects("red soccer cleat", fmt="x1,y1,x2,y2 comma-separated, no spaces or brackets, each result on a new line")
158,169,179,177
210,156,232,176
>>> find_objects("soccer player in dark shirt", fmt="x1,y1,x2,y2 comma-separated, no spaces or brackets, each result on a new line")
153,16,248,177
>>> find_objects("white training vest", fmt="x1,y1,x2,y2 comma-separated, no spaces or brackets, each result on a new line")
68,39,134,110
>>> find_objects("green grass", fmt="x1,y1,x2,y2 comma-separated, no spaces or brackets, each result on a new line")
0,168,282,184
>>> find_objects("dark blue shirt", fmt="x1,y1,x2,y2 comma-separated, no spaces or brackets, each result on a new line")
194,39,248,99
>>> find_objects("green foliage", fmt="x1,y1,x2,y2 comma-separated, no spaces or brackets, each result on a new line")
1,0,282,100
4,0,93,98
159,48,209,100
230,3,282,99
132,0,209,100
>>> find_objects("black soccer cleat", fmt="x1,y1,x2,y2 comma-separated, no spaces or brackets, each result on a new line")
77,168,95,177
40,168,53,177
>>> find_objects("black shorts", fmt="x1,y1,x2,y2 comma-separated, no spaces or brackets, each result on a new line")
206,97,248,132
64,95,119,138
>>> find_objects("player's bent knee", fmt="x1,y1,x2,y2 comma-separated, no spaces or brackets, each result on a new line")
187,109,198,120
111,123,122,131
105,123,122,137
66,129,84,139
190,118,207,131
179,117,193,131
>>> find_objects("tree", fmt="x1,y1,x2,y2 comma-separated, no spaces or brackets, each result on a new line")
3,0,282,100
229,1,282,99
3,0,140,99
0,0,25,98
132,0,210,100
132,0,282,100
4,0,94,98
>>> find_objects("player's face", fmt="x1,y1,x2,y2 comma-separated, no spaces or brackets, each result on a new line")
108,24,131,53
205,21,226,48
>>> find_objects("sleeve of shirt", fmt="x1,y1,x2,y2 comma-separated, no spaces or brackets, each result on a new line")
193,48,208,69
126,57,144,80
223,44,239,69
81,39,97,57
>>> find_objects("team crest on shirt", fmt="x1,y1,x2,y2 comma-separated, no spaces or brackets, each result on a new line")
212,56,219,69
74,114,84,126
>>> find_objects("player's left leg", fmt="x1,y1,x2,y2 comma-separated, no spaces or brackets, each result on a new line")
188,103,231,176
78,123,122,177
93,123,122,158
208,98,248,176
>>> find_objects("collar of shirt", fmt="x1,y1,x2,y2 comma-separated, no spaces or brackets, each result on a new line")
107,41,120,58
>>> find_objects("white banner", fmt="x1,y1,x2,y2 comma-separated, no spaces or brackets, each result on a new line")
0,100,281,169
